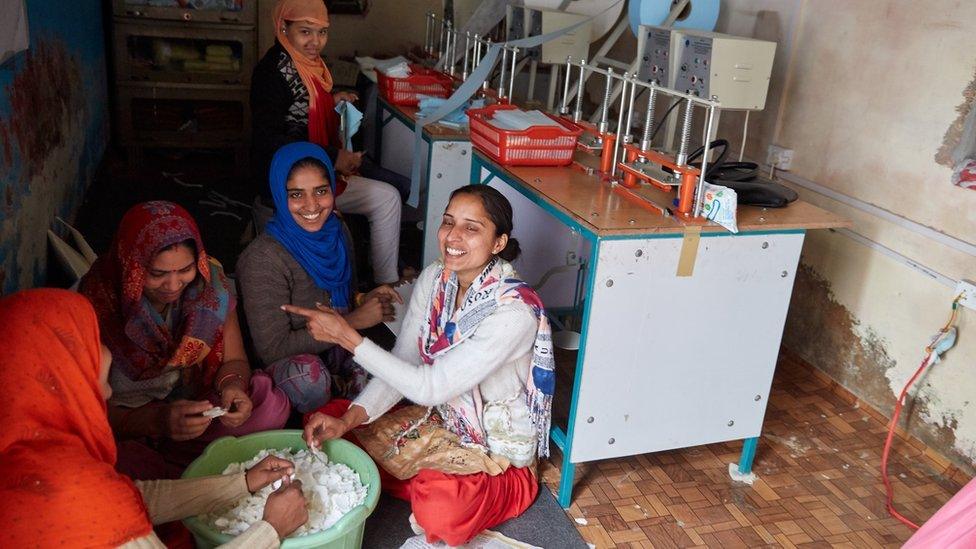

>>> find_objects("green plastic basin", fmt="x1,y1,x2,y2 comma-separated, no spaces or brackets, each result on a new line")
181,430,381,549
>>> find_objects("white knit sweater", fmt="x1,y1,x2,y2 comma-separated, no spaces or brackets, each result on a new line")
351,263,540,467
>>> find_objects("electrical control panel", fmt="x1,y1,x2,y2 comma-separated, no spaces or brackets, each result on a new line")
672,30,776,110
539,9,590,64
636,25,674,85
507,7,588,64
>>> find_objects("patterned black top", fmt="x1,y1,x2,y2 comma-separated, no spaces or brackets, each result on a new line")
250,42,338,202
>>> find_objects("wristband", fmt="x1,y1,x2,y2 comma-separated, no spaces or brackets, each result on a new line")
354,292,366,307
216,373,246,394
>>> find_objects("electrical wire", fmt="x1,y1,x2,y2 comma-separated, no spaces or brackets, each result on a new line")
685,138,766,184
880,294,963,530
687,139,728,176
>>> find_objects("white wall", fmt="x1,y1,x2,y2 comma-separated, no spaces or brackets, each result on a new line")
715,0,976,471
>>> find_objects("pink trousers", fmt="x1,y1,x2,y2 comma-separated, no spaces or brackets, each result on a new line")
904,476,976,548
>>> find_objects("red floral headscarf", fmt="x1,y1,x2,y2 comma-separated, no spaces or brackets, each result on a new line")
0,289,153,547
80,201,233,392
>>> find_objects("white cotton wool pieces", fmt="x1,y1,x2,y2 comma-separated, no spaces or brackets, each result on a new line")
205,448,368,537
202,407,228,418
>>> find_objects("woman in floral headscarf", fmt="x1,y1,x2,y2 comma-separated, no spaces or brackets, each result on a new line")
80,201,289,478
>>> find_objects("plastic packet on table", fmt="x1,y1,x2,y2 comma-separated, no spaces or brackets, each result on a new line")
355,55,410,82
416,97,486,126
375,59,411,78
701,182,738,233
489,109,561,131
415,96,446,115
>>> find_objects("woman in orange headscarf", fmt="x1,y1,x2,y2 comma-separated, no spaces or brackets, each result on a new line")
0,289,306,547
250,0,406,286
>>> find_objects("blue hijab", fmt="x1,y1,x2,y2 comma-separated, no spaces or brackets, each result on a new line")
266,142,352,309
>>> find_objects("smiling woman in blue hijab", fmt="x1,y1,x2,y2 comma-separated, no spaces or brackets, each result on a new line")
237,142,402,413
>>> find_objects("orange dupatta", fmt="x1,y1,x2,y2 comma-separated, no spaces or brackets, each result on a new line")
0,289,153,547
273,0,334,107
272,0,347,194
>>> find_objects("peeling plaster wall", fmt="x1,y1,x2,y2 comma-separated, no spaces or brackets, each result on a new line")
712,0,976,473
0,0,108,295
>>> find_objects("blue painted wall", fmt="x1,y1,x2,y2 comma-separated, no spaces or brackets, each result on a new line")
0,0,108,294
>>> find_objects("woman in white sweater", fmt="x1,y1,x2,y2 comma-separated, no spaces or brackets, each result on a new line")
283,185,555,546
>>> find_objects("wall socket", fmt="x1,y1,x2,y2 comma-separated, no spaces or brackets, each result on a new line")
766,145,795,170
956,279,976,310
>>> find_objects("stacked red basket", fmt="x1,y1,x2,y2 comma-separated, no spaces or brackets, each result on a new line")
375,64,453,107
468,104,583,166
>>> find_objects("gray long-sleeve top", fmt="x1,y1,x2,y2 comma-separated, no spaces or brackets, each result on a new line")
237,233,347,365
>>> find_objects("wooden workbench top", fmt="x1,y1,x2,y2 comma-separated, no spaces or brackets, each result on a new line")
477,150,850,237
380,97,470,141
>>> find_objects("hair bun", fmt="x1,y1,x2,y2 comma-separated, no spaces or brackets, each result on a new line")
498,237,521,262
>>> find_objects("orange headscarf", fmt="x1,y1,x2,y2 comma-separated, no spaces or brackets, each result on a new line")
0,289,152,547
274,0,334,107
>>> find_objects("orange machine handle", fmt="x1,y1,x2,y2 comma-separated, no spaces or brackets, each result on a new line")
600,133,617,174
676,171,698,215
622,148,639,188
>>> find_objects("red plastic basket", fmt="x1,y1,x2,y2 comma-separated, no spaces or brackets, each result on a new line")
468,105,583,166
375,64,453,106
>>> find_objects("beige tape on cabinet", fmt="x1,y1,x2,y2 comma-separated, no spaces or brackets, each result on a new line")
676,225,702,277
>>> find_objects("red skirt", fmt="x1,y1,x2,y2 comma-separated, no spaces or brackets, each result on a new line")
309,399,539,546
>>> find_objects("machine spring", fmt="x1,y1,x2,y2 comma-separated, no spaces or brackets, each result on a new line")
676,98,694,165
598,67,614,133
640,88,657,151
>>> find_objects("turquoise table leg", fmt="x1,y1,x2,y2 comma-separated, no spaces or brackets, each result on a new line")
558,456,576,508
550,426,575,508
738,436,759,474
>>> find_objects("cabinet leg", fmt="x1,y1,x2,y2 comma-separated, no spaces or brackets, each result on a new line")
557,457,576,508
738,437,759,474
